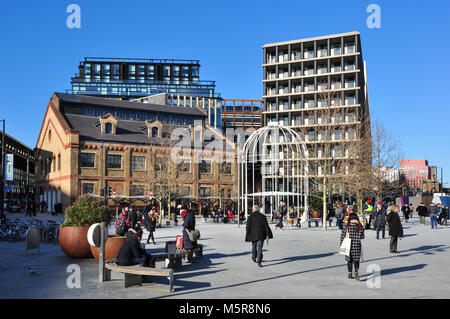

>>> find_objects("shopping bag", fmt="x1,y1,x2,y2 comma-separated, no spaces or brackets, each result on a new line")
176,235,183,249
339,232,351,257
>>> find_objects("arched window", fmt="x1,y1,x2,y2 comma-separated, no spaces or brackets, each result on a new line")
105,123,112,134
58,154,61,171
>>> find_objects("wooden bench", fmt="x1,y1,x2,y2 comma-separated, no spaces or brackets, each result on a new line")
104,260,174,292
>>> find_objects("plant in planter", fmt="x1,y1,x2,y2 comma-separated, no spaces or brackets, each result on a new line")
59,195,111,258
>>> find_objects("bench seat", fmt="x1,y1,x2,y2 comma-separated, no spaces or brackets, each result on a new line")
105,260,174,292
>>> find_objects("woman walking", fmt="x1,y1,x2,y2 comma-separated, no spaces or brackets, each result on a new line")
144,207,157,245
340,212,365,281
386,205,404,253
183,209,197,263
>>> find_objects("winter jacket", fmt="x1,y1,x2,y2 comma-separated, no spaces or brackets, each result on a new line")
429,205,439,216
374,207,386,227
386,211,404,237
245,211,273,242
182,212,196,250
416,204,428,217
340,222,365,261
116,231,145,266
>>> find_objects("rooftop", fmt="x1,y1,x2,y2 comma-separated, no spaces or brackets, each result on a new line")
262,31,360,48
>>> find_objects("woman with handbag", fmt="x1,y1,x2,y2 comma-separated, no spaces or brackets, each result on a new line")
339,212,365,281
183,209,197,263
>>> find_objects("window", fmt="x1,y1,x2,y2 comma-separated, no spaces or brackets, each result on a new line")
80,153,95,168
82,183,94,195
179,186,190,196
177,160,191,173
58,154,61,171
151,127,159,138
199,186,211,197
131,155,146,171
106,154,122,169
172,66,180,77
199,160,212,174
163,66,170,77
182,66,189,77
130,185,145,196
219,162,232,174
192,66,199,77
154,157,166,171
105,123,113,134
53,157,56,172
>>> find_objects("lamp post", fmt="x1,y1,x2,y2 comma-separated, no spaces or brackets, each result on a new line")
1,119,5,220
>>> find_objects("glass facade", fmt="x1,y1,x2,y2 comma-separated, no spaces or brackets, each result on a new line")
70,58,218,99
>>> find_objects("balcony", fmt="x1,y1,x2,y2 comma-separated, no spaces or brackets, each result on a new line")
292,86,302,93
292,51,302,60
304,68,315,76
291,70,302,77
345,64,356,71
278,53,289,63
304,51,315,59
318,67,328,74
345,81,355,88
345,45,356,54
331,66,342,73
317,49,328,57
331,82,342,89
292,101,303,109
305,101,315,109
304,85,315,92
331,47,341,56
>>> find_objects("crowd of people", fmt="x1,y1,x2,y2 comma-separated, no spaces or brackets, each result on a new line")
113,202,199,283
245,198,449,281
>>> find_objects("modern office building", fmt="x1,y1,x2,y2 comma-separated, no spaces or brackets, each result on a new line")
221,99,264,132
0,131,35,203
399,159,431,190
69,57,219,100
35,93,237,213
262,31,370,177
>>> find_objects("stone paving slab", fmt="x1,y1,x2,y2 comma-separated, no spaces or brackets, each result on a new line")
0,217,449,299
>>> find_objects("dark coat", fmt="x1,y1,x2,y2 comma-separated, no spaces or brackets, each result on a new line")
116,231,145,266
416,204,428,217
129,210,138,229
374,207,386,227
386,211,404,237
182,212,197,250
144,212,156,232
245,211,273,242
340,222,365,261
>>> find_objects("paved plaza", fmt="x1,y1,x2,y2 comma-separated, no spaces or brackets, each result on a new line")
0,216,449,299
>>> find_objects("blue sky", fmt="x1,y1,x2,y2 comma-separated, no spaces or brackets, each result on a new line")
0,0,449,185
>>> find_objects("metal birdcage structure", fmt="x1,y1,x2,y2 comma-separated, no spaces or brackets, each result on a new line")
238,121,310,220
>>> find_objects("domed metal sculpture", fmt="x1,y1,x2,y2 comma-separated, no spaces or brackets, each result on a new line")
238,121,310,220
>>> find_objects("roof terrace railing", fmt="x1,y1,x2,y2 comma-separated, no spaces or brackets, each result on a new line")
83,57,200,64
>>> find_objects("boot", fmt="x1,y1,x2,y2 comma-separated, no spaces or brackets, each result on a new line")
354,271,360,281
348,272,353,279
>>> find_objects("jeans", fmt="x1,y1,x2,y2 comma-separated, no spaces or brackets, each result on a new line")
277,217,284,228
336,218,343,230
252,240,264,263
430,215,438,228
390,236,398,252
376,224,385,239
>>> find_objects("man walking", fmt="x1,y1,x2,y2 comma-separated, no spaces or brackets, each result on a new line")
335,202,345,230
245,204,273,267
275,200,287,231
374,201,386,239
416,202,428,226
429,203,439,229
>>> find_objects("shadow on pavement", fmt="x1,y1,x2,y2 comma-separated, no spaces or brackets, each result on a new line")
264,252,336,267
359,263,427,281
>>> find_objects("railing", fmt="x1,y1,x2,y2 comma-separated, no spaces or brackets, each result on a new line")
83,57,200,64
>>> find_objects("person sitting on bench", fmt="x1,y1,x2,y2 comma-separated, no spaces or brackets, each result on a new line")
116,228,153,268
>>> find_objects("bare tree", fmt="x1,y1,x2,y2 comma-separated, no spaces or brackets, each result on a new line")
303,79,347,229
371,119,404,200
142,134,180,224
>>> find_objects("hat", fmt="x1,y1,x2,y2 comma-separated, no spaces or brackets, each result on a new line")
377,201,382,205
367,199,372,203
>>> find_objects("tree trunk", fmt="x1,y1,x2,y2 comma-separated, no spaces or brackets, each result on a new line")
322,177,327,230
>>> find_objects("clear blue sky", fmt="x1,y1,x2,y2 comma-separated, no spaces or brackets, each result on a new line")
0,0,449,184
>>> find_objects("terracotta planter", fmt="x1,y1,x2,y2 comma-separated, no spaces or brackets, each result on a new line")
90,235,126,262
59,226,93,258
310,210,322,218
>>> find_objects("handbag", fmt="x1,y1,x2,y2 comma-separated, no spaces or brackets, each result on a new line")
339,232,351,257
176,235,183,249
187,229,201,242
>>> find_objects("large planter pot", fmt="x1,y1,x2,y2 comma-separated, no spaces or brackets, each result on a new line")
310,210,322,218
90,235,126,262
59,226,93,258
